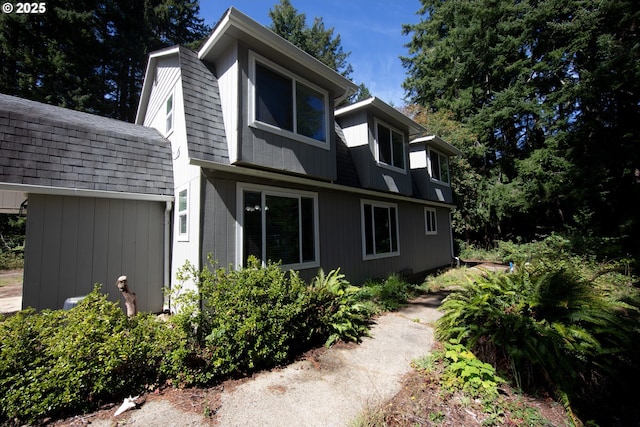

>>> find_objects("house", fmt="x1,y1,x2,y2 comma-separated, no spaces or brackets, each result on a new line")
0,94,173,312
0,7,461,312
136,7,462,288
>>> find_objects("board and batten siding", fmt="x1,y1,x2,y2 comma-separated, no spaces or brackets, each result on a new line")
198,172,453,285
23,194,165,312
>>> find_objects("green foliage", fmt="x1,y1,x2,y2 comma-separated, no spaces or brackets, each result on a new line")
435,256,640,414
357,274,414,312
440,341,504,399
169,258,371,383
0,287,182,424
0,0,210,121
0,214,25,270
402,0,640,255
308,268,370,347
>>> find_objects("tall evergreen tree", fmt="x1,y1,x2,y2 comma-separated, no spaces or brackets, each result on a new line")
0,0,209,121
402,0,640,256
268,0,369,104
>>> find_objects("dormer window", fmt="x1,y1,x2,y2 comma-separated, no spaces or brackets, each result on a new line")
375,119,405,171
429,148,450,184
250,52,328,146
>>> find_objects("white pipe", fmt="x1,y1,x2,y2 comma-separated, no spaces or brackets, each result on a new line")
163,200,172,312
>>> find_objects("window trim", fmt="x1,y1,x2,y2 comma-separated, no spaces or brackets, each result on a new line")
360,199,400,260
428,147,451,185
248,51,330,150
374,118,407,174
424,207,438,235
236,183,320,270
177,185,189,241
165,92,174,136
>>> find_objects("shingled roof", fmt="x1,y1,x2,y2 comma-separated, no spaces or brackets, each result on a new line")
0,94,173,198
177,47,229,165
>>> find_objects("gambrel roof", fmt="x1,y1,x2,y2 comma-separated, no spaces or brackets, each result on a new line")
0,94,173,199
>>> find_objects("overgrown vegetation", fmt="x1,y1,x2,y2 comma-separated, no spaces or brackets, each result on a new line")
0,214,25,270
435,237,640,425
0,258,411,425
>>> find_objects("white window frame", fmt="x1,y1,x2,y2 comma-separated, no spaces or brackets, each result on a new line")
361,199,400,260
248,51,330,150
177,185,189,241
424,207,438,235
428,147,451,185
236,183,320,270
165,92,174,135
374,118,406,174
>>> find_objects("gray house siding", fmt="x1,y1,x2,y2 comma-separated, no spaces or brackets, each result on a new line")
199,170,452,284
411,168,454,202
236,43,337,181
23,194,165,312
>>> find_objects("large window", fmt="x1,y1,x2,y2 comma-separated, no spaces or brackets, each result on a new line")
251,53,328,145
429,148,450,184
361,200,399,259
240,185,318,268
376,120,405,170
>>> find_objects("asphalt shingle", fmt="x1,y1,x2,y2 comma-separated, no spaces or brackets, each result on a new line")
0,93,174,197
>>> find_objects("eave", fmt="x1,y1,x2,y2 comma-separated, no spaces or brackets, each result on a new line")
410,135,463,157
335,97,426,138
198,7,357,104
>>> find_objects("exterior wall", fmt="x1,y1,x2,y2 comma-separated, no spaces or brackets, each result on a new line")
141,58,202,291
23,194,165,312
236,43,337,181
199,171,453,284
212,41,240,163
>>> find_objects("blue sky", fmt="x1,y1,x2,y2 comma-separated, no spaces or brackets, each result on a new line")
199,1,424,106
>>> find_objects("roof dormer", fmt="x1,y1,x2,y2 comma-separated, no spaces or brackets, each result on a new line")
409,135,462,202
335,97,424,195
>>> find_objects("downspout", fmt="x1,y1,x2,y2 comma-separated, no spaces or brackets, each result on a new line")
163,200,172,312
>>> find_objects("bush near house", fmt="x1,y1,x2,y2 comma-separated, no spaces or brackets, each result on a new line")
0,259,394,424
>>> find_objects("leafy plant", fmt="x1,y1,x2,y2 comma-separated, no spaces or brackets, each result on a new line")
436,257,640,416
0,287,182,424
308,268,370,347
440,340,503,398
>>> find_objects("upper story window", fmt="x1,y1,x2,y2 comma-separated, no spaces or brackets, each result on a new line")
375,119,405,171
429,148,450,184
361,199,399,260
250,52,329,147
165,93,174,135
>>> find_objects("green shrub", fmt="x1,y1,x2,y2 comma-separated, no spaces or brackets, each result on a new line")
0,287,182,424
435,257,639,411
357,274,413,312
169,259,373,382
308,268,370,347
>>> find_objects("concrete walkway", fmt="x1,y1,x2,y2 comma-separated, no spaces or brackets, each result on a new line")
96,292,445,427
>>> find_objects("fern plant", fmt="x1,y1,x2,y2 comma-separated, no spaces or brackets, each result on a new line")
436,258,638,409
